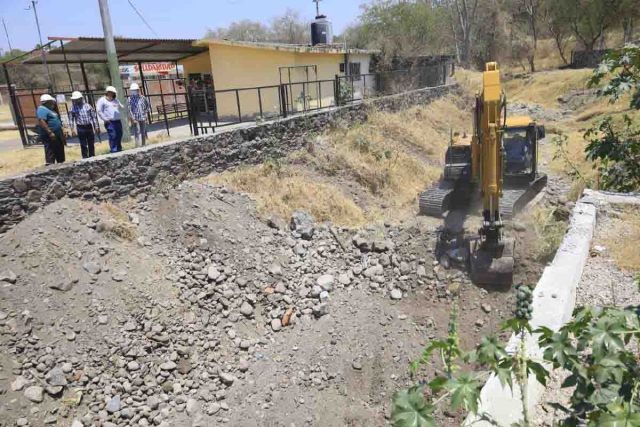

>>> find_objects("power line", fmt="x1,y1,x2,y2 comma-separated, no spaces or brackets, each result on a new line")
127,0,158,37
2,19,13,53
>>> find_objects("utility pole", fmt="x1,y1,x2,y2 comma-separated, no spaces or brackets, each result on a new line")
27,1,52,90
97,0,130,142
2,19,13,53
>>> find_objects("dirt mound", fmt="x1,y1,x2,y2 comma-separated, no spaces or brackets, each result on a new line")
0,180,516,427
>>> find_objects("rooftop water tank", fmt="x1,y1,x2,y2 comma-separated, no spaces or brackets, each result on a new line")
311,15,333,46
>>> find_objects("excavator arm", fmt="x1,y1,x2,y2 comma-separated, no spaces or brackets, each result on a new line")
469,62,514,285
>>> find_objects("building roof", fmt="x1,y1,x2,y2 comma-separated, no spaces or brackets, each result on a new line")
18,37,208,65
196,38,377,55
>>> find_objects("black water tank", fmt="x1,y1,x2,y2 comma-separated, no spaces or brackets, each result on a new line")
311,15,333,45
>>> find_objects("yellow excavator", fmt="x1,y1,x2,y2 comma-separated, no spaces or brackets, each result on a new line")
419,62,547,285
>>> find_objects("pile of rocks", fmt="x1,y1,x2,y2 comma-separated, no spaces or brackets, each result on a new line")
0,187,467,426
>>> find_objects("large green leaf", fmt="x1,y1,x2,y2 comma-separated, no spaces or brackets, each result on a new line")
594,356,626,384
476,335,508,365
540,330,577,368
527,361,550,387
590,317,625,359
446,373,480,414
391,388,436,427
597,402,640,427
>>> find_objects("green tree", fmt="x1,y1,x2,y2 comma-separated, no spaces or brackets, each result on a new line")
542,0,573,65
568,0,622,51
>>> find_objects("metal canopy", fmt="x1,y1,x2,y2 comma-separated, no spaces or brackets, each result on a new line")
20,37,208,64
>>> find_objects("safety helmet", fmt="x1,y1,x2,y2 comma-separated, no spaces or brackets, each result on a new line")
105,86,117,95
71,91,83,100
129,83,140,91
40,94,55,103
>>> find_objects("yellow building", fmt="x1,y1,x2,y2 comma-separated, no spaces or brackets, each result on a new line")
180,39,376,121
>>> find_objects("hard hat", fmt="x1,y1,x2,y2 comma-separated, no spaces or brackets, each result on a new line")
129,83,140,91
40,94,55,103
105,86,117,94
71,91,83,100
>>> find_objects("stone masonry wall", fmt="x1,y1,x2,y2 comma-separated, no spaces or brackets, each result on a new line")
0,84,457,233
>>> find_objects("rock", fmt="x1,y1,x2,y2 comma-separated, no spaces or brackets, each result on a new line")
268,263,282,276
24,386,44,403
207,266,221,281
352,235,372,252
513,221,526,232
95,176,112,187
120,408,133,419
238,358,250,372
127,361,140,371
435,266,447,281
71,421,84,427
48,281,73,291
177,358,192,375
380,254,391,267
17,419,28,427
338,273,350,285
274,282,286,293
61,363,73,373
0,270,17,284
475,319,485,327
124,321,137,331
290,211,315,239
186,398,199,416
390,289,402,300
185,311,197,324
147,395,160,410
417,265,429,279
400,262,411,275
313,303,328,318
65,331,76,341
553,205,571,221
319,291,330,302
160,361,177,371
267,214,286,230
481,303,492,313
46,367,67,387
106,395,121,413
11,376,28,391
352,361,363,370
317,274,335,291
240,301,254,317
271,318,282,332
219,372,235,385
111,271,127,282
208,403,222,415
83,262,101,275
98,315,109,325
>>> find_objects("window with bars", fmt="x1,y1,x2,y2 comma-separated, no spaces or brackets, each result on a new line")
349,62,361,81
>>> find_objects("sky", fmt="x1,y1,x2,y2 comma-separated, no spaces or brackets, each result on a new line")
0,0,364,52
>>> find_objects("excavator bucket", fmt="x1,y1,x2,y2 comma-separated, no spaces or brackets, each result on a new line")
469,237,515,286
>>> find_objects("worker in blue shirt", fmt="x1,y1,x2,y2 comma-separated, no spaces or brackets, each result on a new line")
37,94,65,165
96,86,125,153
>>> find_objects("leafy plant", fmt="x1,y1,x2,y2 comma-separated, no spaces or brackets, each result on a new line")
537,306,640,425
338,80,353,106
583,115,640,192
589,44,640,110
392,293,548,427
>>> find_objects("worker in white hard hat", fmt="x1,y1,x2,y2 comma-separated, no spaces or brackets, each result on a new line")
96,85,125,153
69,91,100,158
36,94,65,165
127,83,151,147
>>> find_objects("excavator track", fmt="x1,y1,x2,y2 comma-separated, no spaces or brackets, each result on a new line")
418,183,456,217
499,173,547,219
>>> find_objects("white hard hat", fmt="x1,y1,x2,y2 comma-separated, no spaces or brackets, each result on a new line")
71,91,83,100
129,83,140,91
105,86,117,94
40,94,55,103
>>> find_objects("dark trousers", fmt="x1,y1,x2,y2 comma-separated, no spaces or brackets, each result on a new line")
41,129,65,165
106,120,123,153
77,126,96,158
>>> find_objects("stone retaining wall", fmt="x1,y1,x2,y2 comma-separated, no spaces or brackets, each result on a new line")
0,84,456,233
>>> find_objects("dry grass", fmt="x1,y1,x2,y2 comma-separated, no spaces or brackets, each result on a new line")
0,133,170,178
503,69,592,109
520,205,568,263
601,206,640,272
98,201,137,241
206,162,369,227
206,99,470,226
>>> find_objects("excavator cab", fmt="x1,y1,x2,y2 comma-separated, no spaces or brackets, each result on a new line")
503,117,544,176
